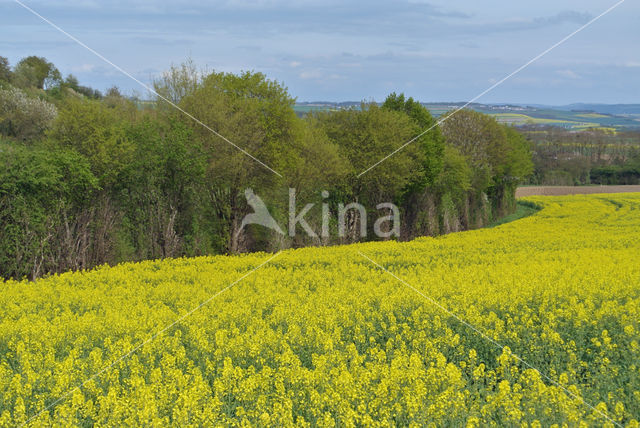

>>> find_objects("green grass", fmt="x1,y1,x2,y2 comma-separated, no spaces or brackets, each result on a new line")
488,200,542,228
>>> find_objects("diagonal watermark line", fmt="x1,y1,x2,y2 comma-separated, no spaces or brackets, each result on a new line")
358,0,626,177
357,250,622,428
20,251,282,427
13,0,283,178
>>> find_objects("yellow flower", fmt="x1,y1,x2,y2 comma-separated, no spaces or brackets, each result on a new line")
1,194,639,426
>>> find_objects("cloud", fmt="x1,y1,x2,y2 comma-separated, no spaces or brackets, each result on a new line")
13,0,472,39
532,10,593,27
71,63,96,72
6,0,637,104
299,70,322,79
556,69,580,79
469,10,594,35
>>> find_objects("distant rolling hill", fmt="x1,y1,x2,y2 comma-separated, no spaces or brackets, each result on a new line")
294,102,640,131
535,103,640,116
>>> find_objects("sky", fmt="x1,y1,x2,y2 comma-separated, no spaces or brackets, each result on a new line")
1,0,638,104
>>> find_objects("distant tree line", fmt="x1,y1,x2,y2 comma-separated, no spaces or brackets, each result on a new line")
0,57,533,280
520,125,640,186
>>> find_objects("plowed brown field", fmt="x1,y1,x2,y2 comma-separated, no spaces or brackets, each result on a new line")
516,185,640,197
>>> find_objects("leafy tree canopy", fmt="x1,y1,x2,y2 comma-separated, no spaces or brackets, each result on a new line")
13,56,61,90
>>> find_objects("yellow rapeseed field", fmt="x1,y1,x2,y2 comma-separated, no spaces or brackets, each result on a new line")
1,194,639,427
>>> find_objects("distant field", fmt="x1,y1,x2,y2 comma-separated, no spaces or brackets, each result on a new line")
516,185,640,197
435,105,640,130
491,113,601,129
294,103,640,130
483,111,622,130
492,113,571,125
576,113,610,119
293,105,339,115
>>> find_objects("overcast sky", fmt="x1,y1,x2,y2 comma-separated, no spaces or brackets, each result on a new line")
1,0,638,104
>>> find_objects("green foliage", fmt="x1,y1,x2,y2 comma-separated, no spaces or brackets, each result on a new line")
590,145,640,184
49,97,135,186
382,92,445,188
439,110,533,216
313,103,425,206
0,141,98,279
153,58,201,105
439,110,494,192
437,145,472,202
0,57,10,83
0,87,57,140
591,164,640,185
180,70,301,251
287,119,350,194
487,200,540,228
522,127,640,185
12,56,61,90
182,70,299,181
117,115,211,258
0,58,534,279
60,74,102,99
503,126,534,182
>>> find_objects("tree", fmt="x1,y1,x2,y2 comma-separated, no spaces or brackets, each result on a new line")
0,142,98,279
437,145,472,202
440,110,533,215
180,70,300,252
312,103,429,241
60,74,102,99
288,119,350,194
64,74,80,90
0,87,57,140
503,126,534,183
153,58,202,105
49,97,135,186
382,92,445,189
13,56,61,89
439,109,506,192
0,56,11,83
314,103,427,207
117,115,209,259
